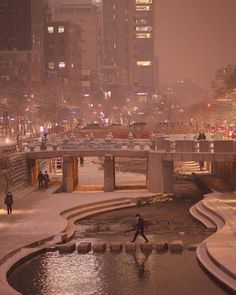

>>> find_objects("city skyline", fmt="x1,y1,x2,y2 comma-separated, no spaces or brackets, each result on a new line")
48,0,236,91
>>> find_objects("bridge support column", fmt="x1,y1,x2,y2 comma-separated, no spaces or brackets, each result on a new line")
73,157,78,188
148,152,174,194
231,161,236,190
62,155,76,192
27,159,37,186
104,154,115,192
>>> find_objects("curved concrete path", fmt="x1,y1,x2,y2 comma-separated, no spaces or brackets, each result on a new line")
0,185,155,295
190,191,236,292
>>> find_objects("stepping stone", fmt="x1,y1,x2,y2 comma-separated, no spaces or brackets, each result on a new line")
110,242,122,252
61,233,68,243
155,241,168,252
93,242,106,253
44,246,58,252
169,240,184,253
140,243,153,253
59,243,76,254
126,242,136,252
78,242,91,253
188,244,199,251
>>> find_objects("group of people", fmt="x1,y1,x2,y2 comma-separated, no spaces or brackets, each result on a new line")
37,170,50,189
3,171,50,215
197,132,206,140
197,132,206,171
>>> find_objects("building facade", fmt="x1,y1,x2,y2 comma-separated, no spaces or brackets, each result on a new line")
51,0,101,98
45,21,81,88
0,0,49,84
101,0,157,105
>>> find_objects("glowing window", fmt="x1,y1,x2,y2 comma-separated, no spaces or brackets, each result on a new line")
59,62,66,68
58,26,65,33
48,62,54,69
136,19,148,25
136,5,151,11
136,33,152,38
47,26,54,33
136,26,153,32
136,0,152,3
137,61,152,66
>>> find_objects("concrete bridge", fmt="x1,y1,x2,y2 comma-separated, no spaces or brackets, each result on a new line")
18,133,236,194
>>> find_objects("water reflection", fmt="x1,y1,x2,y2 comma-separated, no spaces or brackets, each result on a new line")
132,252,150,278
8,250,231,295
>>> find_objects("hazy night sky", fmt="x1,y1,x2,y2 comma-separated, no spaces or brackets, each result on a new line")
155,0,236,90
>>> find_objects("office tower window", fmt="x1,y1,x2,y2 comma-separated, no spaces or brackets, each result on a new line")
48,62,54,70
136,5,151,11
59,62,66,68
58,26,65,33
136,33,152,38
137,61,152,66
48,26,54,33
136,26,152,32
136,0,152,3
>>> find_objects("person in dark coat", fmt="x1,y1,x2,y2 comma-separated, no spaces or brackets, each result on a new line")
4,192,13,215
197,133,203,140
197,133,206,170
37,170,44,188
43,171,50,188
131,213,149,243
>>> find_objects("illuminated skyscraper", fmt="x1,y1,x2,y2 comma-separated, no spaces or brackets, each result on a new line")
101,0,157,104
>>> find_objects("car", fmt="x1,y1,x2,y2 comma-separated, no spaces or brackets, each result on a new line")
129,121,147,130
82,122,101,129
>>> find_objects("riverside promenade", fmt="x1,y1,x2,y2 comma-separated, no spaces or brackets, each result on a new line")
0,184,236,294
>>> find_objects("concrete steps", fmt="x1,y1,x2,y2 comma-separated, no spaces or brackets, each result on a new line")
191,197,236,292
201,201,225,230
197,245,236,292
190,199,225,230
190,203,216,230
59,198,136,243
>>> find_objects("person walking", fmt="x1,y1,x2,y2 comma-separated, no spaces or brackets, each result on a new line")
4,191,13,215
43,171,50,188
79,157,84,167
131,213,149,243
37,170,44,189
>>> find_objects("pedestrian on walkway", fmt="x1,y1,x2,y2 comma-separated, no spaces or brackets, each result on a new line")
197,132,206,170
43,171,50,188
37,170,44,189
131,213,149,243
79,157,84,167
4,191,13,215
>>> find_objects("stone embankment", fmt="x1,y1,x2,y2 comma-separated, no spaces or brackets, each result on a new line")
190,191,236,292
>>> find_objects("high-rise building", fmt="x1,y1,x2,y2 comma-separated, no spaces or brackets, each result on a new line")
101,0,157,104
101,0,131,104
47,0,158,105
45,21,81,89
0,0,50,83
51,0,101,98
132,0,157,102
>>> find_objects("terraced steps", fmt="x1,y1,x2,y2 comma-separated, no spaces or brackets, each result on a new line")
60,198,136,242
190,203,216,230
197,245,236,292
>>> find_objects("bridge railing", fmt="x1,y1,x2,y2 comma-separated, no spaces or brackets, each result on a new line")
18,133,236,154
